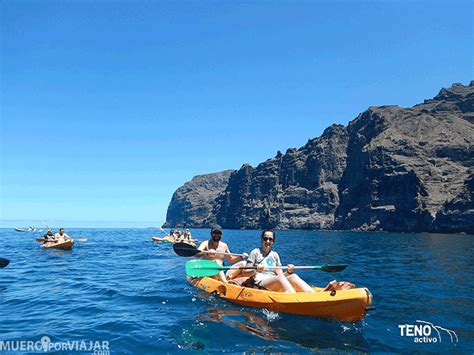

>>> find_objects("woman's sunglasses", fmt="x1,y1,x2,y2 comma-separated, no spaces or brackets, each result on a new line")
262,237,274,242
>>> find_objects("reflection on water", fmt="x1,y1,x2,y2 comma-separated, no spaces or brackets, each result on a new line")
197,305,374,351
174,291,378,352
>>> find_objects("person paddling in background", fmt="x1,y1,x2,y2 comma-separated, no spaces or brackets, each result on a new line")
176,228,194,244
174,230,182,241
54,228,71,242
228,229,315,293
197,224,248,283
43,229,55,242
183,228,192,241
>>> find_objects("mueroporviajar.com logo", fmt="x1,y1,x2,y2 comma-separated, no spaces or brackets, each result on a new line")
0,335,110,354
399,320,458,344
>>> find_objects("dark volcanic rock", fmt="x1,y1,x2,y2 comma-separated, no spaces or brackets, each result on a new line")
163,170,234,228
431,173,474,233
165,81,473,233
213,125,348,229
334,82,473,232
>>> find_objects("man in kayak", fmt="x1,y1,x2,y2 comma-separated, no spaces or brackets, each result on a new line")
197,224,248,283
43,229,55,242
54,228,71,242
229,230,315,293
178,228,197,245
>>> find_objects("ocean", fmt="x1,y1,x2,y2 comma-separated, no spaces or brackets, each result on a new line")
0,228,472,353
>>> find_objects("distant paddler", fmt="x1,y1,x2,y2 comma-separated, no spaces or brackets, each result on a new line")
152,228,178,243
43,229,55,242
54,228,72,243
37,228,75,250
177,228,197,244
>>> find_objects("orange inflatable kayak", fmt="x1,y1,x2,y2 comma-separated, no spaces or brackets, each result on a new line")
188,276,373,322
151,236,172,243
42,239,74,250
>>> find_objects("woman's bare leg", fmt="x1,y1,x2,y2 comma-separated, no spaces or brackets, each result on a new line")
216,270,227,283
225,261,246,280
285,274,315,292
259,274,296,293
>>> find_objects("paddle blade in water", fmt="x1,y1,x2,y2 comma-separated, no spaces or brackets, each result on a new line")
320,264,347,272
0,258,10,268
173,242,199,257
185,260,222,277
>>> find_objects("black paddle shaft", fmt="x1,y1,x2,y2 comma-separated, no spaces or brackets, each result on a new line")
173,242,246,258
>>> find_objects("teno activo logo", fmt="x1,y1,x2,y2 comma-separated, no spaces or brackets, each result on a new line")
399,320,458,344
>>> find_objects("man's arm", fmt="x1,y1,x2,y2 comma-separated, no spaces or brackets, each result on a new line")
196,241,211,258
224,244,243,263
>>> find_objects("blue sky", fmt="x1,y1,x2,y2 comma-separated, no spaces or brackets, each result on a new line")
1,1,472,227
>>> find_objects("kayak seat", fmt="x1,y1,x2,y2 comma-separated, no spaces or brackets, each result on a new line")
227,277,248,286
323,280,356,292
228,277,267,290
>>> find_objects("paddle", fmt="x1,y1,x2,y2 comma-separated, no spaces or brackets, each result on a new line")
158,225,197,244
159,227,176,242
174,242,246,258
185,260,347,278
0,258,10,268
159,227,170,236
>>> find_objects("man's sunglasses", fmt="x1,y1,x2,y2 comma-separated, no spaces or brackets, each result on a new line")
262,237,274,242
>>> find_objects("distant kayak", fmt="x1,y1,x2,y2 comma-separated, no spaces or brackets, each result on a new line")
151,236,173,243
42,239,74,250
151,236,197,247
15,227,43,233
0,258,10,268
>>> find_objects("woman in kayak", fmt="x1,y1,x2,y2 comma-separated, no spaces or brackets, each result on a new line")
183,228,192,241
228,230,315,293
197,224,248,283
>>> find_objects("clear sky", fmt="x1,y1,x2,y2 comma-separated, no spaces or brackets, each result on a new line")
1,1,472,227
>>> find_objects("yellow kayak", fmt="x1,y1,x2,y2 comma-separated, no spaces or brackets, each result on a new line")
152,236,196,248
42,239,74,250
151,236,174,243
188,276,373,322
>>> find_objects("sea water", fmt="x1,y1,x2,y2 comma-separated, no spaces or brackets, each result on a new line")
0,229,472,353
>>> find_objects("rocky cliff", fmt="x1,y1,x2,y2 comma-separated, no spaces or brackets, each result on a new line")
163,170,234,228
164,82,474,233
214,124,348,229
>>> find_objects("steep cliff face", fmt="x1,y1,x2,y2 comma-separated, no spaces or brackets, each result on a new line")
213,124,348,229
165,81,474,233
163,170,234,228
334,82,473,232
431,172,474,233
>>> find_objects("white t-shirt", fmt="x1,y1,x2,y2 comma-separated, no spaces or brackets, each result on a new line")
248,248,282,276
198,240,229,266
